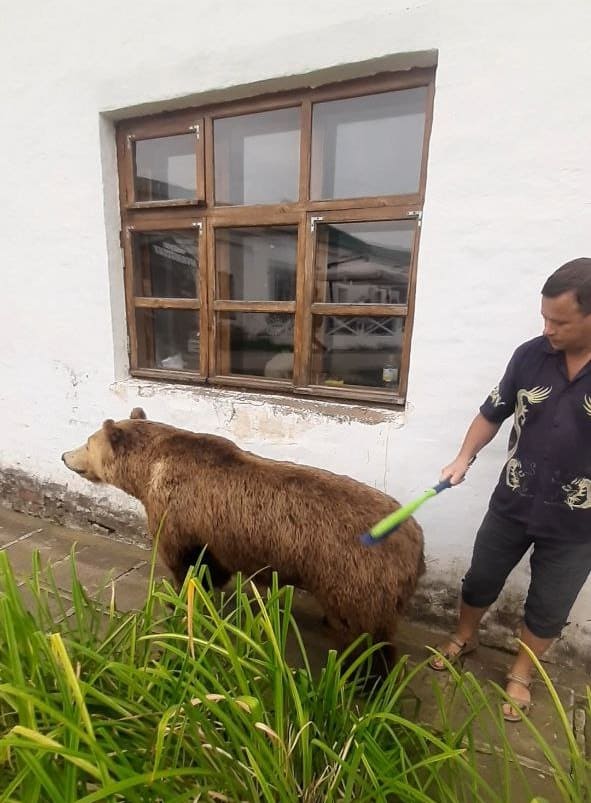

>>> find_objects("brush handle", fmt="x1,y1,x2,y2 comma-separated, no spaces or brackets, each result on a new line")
432,478,453,494
360,477,453,546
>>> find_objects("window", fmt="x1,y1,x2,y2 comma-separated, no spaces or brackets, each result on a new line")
116,69,434,405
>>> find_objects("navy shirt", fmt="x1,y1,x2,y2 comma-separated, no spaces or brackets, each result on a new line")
480,335,591,541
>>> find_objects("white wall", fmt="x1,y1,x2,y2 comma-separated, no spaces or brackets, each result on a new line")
1,0,590,655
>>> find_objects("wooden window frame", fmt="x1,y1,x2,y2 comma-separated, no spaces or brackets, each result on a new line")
116,67,435,406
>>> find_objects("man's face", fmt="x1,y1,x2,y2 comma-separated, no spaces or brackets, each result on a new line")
541,291,591,352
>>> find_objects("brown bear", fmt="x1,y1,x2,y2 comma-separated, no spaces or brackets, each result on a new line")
62,408,425,668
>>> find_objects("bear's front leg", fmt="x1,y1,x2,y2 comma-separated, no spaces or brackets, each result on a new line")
166,541,232,592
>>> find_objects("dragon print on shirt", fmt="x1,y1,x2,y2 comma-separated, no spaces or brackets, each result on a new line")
562,478,591,510
505,386,552,492
559,395,591,509
488,384,505,408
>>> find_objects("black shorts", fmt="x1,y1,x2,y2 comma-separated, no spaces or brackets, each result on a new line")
462,508,591,639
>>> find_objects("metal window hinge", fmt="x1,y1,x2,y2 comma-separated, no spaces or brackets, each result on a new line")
407,210,423,226
189,123,200,140
310,215,324,233
126,334,131,356
192,221,203,234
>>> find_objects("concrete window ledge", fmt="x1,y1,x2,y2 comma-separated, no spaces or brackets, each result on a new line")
109,378,407,427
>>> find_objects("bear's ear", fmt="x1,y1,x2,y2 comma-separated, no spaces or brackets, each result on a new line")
102,419,125,448
130,407,147,420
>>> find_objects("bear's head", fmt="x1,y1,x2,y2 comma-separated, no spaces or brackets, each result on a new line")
61,407,147,482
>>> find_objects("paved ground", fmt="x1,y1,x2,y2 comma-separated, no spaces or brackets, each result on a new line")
0,505,589,801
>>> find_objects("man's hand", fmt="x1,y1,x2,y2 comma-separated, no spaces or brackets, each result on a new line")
441,455,474,485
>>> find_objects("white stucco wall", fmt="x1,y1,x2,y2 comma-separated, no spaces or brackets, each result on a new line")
1,0,590,653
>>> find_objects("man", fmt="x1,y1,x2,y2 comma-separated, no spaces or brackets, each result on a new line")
430,257,591,721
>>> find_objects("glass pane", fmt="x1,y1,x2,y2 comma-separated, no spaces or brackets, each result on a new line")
133,231,198,298
214,108,300,205
216,312,294,378
314,221,414,305
136,309,199,371
134,134,196,202
215,227,297,301
311,315,405,390
311,87,427,199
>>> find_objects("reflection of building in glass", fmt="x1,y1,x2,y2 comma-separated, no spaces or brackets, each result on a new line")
321,224,411,307
138,234,197,298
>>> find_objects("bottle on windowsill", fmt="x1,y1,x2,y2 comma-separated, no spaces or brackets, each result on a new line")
382,358,398,389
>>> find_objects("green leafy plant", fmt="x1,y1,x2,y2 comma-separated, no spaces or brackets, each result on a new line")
0,536,588,802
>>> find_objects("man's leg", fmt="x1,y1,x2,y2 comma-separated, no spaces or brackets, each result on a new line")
503,627,553,718
431,509,531,670
503,534,591,719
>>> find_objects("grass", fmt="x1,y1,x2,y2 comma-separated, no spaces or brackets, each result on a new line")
0,536,588,802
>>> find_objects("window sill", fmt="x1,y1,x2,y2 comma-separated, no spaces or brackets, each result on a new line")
109,376,406,426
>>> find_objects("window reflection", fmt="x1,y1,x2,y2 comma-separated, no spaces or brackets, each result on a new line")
217,312,294,378
134,134,197,202
136,309,199,371
311,315,404,390
311,88,427,199
214,108,300,205
133,232,198,298
216,227,297,301
314,221,414,305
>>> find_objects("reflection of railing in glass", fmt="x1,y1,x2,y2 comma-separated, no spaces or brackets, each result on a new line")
325,317,397,338
311,315,403,389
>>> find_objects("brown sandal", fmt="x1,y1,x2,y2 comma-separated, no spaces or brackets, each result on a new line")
429,634,479,671
503,672,532,722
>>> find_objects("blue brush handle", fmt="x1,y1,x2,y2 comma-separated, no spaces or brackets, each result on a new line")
432,477,453,494
360,532,378,546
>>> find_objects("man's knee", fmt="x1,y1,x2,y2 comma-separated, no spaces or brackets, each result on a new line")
522,609,565,640
461,571,503,608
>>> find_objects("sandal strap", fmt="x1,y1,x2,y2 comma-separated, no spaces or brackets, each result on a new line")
448,634,468,649
506,672,532,689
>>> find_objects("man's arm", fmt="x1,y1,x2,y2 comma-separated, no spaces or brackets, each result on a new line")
441,413,502,485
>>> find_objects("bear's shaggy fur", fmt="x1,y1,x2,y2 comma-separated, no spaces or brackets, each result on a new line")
62,408,425,667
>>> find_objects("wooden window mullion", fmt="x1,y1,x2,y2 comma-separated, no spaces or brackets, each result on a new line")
298,100,312,203
122,225,139,370
293,215,314,387
205,217,218,377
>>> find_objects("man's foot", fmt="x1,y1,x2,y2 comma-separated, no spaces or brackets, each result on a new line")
429,634,478,671
503,672,532,721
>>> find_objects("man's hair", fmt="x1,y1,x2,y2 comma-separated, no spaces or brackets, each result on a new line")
542,258,591,315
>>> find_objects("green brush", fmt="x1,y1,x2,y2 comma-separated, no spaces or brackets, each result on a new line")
360,455,476,546
360,478,453,546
